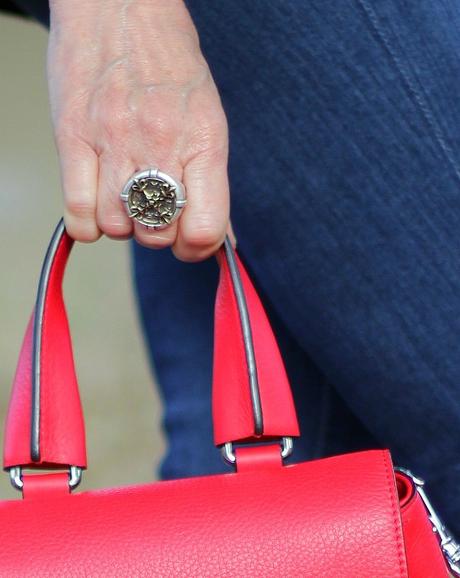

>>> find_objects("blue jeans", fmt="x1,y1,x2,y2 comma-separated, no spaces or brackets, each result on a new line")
133,0,460,536
18,0,460,534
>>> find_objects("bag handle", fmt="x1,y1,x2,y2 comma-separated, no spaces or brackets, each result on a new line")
3,220,299,480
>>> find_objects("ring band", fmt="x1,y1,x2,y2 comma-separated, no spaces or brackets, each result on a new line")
120,168,186,229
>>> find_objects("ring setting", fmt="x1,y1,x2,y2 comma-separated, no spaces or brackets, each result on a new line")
120,168,186,229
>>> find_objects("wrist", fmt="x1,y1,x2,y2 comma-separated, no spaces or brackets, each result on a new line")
49,0,195,32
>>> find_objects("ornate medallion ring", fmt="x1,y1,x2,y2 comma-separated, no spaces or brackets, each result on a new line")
120,168,186,229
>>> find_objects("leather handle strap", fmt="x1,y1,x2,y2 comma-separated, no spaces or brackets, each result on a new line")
30,220,72,462
213,240,300,446
4,220,83,469
3,220,299,470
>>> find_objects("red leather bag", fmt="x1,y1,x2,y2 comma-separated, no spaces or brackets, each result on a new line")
1,220,459,577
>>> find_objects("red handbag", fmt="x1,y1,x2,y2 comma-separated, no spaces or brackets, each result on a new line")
1,219,459,577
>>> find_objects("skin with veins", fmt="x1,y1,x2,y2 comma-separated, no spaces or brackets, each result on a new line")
47,0,231,260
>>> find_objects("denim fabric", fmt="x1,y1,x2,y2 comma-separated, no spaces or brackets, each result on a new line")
9,0,48,26
134,0,460,536
15,0,460,534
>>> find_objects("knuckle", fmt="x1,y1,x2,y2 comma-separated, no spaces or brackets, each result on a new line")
100,106,131,137
65,221,100,243
140,112,179,148
134,227,177,249
187,115,228,161
54,125,93,160
66,196,95,220
196,105,228,135
78,230,101,243
183,220,223,249
54,118,81,148
203,141,228,165
97,219,132,239
88,90,132,139
171,243,214,263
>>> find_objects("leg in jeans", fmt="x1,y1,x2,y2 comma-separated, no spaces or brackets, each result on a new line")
181,0,460,534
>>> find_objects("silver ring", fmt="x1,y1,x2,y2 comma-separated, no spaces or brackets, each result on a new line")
120,168,186,229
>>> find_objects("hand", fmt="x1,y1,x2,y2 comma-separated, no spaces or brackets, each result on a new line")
47,0,231,261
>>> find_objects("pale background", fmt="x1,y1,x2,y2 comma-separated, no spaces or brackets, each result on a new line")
0,12,165,498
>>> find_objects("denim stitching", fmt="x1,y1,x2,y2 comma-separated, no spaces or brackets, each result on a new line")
356,0,460,184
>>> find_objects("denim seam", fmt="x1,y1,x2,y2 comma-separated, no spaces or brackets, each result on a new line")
356,0,460,184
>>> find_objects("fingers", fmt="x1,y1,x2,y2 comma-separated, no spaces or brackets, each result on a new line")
58,137,231,258
96,153,133,239
57,136,101,242
54,71,230,257
134,220,178,249
172,146,230,262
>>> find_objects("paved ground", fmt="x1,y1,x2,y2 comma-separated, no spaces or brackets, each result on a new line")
0,13,164,499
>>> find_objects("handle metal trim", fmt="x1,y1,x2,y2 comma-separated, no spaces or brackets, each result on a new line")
396,467,460,576
27,221,267,469
8,465,82,492
223,237,264,436
221,437,293,466
31,218,68,462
